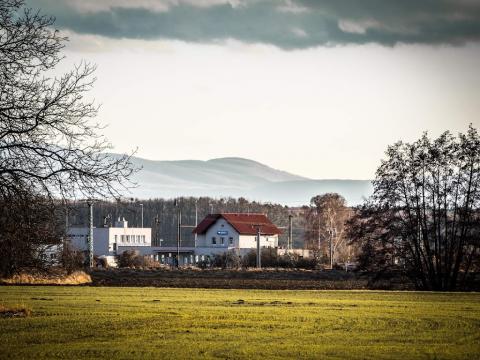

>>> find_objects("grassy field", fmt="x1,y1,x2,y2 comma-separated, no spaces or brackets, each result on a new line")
0,287,479,359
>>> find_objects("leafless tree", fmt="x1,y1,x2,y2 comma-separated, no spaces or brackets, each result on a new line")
304,193,352,267
0,0,135,200
0,1,136,275
350,126,480,290
0,189,63,276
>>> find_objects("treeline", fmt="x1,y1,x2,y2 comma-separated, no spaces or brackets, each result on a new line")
66,197,306,248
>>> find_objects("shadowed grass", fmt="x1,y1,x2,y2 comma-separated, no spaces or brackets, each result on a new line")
0,287,479,359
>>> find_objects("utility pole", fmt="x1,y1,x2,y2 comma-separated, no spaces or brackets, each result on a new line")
140,203,144,228
256,225,261,269
288,215,293,250
87,200,94,268
194,200,198,247
154,213,160,246
175,198,181,267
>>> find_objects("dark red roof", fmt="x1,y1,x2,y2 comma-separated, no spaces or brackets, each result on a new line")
193,213,282,236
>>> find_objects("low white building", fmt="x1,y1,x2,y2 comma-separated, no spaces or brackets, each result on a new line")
192,213,282,257
67,218,152,259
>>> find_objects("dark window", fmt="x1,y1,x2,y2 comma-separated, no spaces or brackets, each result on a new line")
220,237,225,245
229,237,234,245
212,237,216,245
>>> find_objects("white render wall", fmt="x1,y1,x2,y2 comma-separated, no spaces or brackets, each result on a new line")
67,226,152,257
196,218,239,249
239,234,278,249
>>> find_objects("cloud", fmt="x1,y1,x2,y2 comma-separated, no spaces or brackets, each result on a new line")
62,0,245,13
26,0,480,49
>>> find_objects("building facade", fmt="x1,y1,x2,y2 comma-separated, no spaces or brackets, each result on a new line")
67,218,152,258
192,213,282,257
67,213,302,266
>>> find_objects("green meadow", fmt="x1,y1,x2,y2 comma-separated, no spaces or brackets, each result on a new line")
0,287,479,359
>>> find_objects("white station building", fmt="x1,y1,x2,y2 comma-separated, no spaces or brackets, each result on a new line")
67,218,152,258
67,213,288,266
193,213,282,256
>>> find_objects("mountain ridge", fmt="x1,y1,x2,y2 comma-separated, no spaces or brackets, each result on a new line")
115,154,373,206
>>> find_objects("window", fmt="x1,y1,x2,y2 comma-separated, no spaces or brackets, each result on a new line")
143,235,146,243
211,237,216,245
229,237,233,245
137,235,141,243
220,237,225,245
113,243,117,251
121,235,125,242
126,235,130,242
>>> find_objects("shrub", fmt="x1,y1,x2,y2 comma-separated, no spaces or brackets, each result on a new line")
96,256,109,269
60,243,85,274
242,250,257,268
241,249,316,269
212,252,242,269
294,257,317,270
117,250,143,268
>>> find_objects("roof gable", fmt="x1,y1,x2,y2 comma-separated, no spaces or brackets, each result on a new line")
193,213,282,236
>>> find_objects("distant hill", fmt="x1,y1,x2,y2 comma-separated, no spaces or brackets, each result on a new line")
120,154,373,206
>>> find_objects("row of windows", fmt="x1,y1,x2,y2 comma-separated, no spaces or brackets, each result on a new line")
211,237,234,245
114,234,147,244
210,237,272,245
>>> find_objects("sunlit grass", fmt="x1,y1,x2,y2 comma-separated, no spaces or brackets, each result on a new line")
0,287,479,359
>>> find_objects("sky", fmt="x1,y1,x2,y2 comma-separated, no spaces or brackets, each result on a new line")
26,0,480,179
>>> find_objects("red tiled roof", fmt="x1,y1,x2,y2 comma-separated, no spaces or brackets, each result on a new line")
193,213,282,236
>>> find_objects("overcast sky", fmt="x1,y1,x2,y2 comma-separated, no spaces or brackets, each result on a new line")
28,0,480,179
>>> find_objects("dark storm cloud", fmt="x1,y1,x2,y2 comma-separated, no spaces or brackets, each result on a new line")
26,0,480,48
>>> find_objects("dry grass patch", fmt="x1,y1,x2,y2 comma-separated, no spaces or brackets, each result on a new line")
0,304,31,318
0,271,91,285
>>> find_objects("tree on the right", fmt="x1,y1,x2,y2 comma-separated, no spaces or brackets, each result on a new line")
349,125,480,290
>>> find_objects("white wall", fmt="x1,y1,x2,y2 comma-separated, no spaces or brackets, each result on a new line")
109,227,151,255
198,218,239,250
239,234,278,249
68,226,152,257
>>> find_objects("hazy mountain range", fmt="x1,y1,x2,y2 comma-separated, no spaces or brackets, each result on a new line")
122,155,373,206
